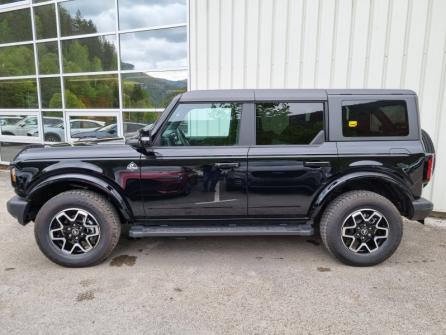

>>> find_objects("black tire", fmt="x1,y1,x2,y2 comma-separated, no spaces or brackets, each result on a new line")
34,190,121,267
421,129,435,154
320,191,403,266
44,133,61,142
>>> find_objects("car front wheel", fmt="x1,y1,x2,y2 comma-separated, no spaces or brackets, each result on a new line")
34,190,121,267
320,190,403,266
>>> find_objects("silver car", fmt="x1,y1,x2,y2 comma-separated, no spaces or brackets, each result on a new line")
1,116,62,137
27,119,105,142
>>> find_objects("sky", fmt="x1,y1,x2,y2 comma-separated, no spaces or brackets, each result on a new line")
60,0,187,71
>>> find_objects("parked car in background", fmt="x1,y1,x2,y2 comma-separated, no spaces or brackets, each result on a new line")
0,116,23,127
71,122,147,140
1,116,62,137
27,119,105,142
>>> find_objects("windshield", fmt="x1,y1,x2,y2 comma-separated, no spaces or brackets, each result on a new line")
14,116,36,126
97,124,116,132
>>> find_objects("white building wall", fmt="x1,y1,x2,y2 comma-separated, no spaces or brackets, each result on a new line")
189,0,446,212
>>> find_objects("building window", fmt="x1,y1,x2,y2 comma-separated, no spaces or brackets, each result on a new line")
58,0,116,37
120,27,188,71
118,0,187,30
0,8,32,44
62,35,118,73
0,0,189,161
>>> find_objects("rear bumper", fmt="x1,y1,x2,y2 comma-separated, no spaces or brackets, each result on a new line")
6,195,30,225
410,197,433,221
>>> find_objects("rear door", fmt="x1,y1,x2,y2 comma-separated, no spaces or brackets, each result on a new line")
247,99,337,217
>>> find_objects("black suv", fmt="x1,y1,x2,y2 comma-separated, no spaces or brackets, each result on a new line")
7,89,435,267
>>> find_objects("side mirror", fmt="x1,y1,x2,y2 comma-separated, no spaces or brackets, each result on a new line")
126,128,153,154
139,128,152,147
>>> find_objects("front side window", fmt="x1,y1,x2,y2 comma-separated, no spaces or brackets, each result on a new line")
160,103,241,146
342,100,409,137
256,102,324,145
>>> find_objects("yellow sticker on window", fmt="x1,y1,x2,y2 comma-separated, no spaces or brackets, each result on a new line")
348,120,358,128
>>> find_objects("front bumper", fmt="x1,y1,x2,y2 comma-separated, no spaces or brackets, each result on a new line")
6,195,30,225
410,197,433,221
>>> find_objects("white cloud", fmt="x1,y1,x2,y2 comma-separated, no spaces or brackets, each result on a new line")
118,1,187,30
120,28,187,70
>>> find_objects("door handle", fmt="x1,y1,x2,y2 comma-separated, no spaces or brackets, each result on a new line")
215,162,240,168
303,161,331,167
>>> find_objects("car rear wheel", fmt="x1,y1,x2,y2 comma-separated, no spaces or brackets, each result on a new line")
44,133,61,142
34,190,121,267
320,191,403,266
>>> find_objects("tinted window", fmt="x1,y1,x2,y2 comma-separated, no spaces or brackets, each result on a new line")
44,117,63,126
256,102,324,145
126,122,144,132
342,100,409,137
82,121,100,128
160,103,241,146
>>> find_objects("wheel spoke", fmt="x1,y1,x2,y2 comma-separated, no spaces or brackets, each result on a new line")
367,211,382,225
74,210,88,224
351,212,363,226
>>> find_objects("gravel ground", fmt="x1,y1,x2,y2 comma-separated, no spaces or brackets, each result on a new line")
0,170,445,334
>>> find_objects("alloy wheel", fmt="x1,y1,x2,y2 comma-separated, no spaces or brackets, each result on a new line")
48,208,101,255
341,208,389,253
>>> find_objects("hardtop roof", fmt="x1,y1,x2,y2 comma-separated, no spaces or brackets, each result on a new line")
179,89,416,102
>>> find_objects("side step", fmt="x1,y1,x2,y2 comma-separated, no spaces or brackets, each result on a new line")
129,223,314,238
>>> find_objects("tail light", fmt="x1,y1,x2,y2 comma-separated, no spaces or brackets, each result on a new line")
424,154,434,183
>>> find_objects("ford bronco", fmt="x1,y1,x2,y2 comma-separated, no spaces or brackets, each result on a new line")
7,89,435,267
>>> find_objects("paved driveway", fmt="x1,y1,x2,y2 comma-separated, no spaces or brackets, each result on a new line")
0,171,445,334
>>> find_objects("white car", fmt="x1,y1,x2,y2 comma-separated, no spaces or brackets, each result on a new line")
1,116,62,137
0,116,23,127
27,119,105,142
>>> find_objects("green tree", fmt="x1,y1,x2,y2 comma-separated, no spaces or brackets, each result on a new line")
123,81,154,108
64,90,86,108
0,80,37,108
0,45,35,76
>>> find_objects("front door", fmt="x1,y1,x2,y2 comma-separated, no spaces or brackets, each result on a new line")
141,102,248,219
248,101,337,217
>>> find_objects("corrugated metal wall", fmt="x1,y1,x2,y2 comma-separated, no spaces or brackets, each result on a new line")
189,0,446,212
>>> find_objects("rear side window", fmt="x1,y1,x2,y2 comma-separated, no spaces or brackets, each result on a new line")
342,100,409,137
256,102,324,145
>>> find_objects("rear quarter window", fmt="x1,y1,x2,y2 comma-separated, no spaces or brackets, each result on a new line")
342,100,409,137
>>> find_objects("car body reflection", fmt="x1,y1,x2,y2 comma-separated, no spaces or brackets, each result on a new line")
140,165,198,198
